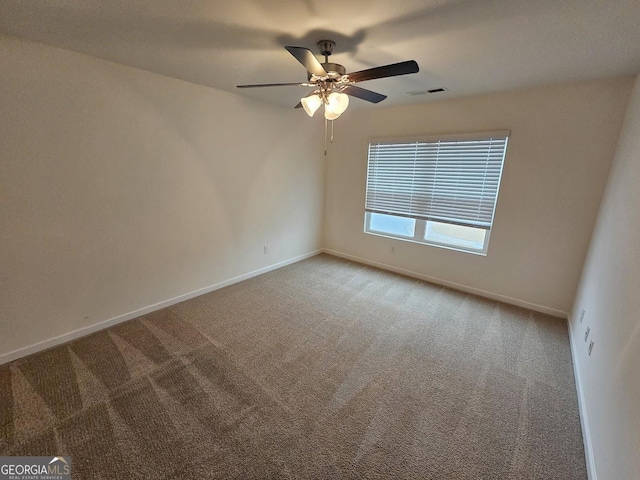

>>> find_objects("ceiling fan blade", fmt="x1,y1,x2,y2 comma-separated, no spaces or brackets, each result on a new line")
237,82,306,88
285,46,327,77
342,85,387,104
294,101,303,109
347,60,419,83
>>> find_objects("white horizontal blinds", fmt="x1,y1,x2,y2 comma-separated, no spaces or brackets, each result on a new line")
366,132,509,229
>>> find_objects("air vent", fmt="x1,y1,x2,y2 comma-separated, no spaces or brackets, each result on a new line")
407,87,448,96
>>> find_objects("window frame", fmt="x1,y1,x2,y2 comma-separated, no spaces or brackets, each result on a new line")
364,213,493,255
363,131,509,255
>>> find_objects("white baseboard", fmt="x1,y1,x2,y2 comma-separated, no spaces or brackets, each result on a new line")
323,248,568,319
567,315,597,480
0,250,323,366
1,247,567,365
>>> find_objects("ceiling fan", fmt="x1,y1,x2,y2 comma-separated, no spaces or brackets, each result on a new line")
237,40,419,120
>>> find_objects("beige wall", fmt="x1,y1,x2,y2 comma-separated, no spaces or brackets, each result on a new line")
569,74,640,480
324,78,633,315
0,35,325,360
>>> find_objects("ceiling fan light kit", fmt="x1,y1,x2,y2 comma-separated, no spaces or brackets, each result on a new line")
301,93,322,117
237,39,419,153
325,91,349,119
301,89,349,119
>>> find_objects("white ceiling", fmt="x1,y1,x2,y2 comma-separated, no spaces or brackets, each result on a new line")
1,0,639,110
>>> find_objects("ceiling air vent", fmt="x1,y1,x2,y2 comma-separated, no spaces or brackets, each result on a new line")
407,87,448,96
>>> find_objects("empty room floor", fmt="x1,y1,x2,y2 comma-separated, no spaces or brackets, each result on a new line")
0,254,586,479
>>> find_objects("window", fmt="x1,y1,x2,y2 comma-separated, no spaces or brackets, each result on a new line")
364,131,509,254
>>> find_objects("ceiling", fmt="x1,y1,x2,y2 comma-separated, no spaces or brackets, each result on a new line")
2,0,640,110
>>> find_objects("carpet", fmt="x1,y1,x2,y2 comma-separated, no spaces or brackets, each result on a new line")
0,254,587,479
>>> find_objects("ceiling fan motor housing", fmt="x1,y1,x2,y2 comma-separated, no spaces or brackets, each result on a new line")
323,63,346,78
307,62,346,81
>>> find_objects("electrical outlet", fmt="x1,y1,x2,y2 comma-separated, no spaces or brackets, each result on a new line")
588,340,595,356
584,327,590,342
263,245,269,254
579,309,585,323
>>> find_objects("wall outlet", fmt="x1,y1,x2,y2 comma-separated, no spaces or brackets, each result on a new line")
263,244,269,254
588,340,595,356
584,326,590,342
579,309,585,323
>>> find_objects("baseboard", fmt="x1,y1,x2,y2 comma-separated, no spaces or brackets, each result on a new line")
567,315,597,480
0,250,323,366
323,249,568,319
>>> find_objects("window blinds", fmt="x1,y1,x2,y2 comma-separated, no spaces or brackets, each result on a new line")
365,132,509,230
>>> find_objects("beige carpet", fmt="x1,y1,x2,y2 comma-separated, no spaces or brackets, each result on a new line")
0,254,586,479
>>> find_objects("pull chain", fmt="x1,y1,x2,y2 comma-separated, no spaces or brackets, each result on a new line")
324,117,328,156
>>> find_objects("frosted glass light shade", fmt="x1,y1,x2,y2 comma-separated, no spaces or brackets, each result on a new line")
324,92,349,120
324,110,340,120
301,94,322,117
